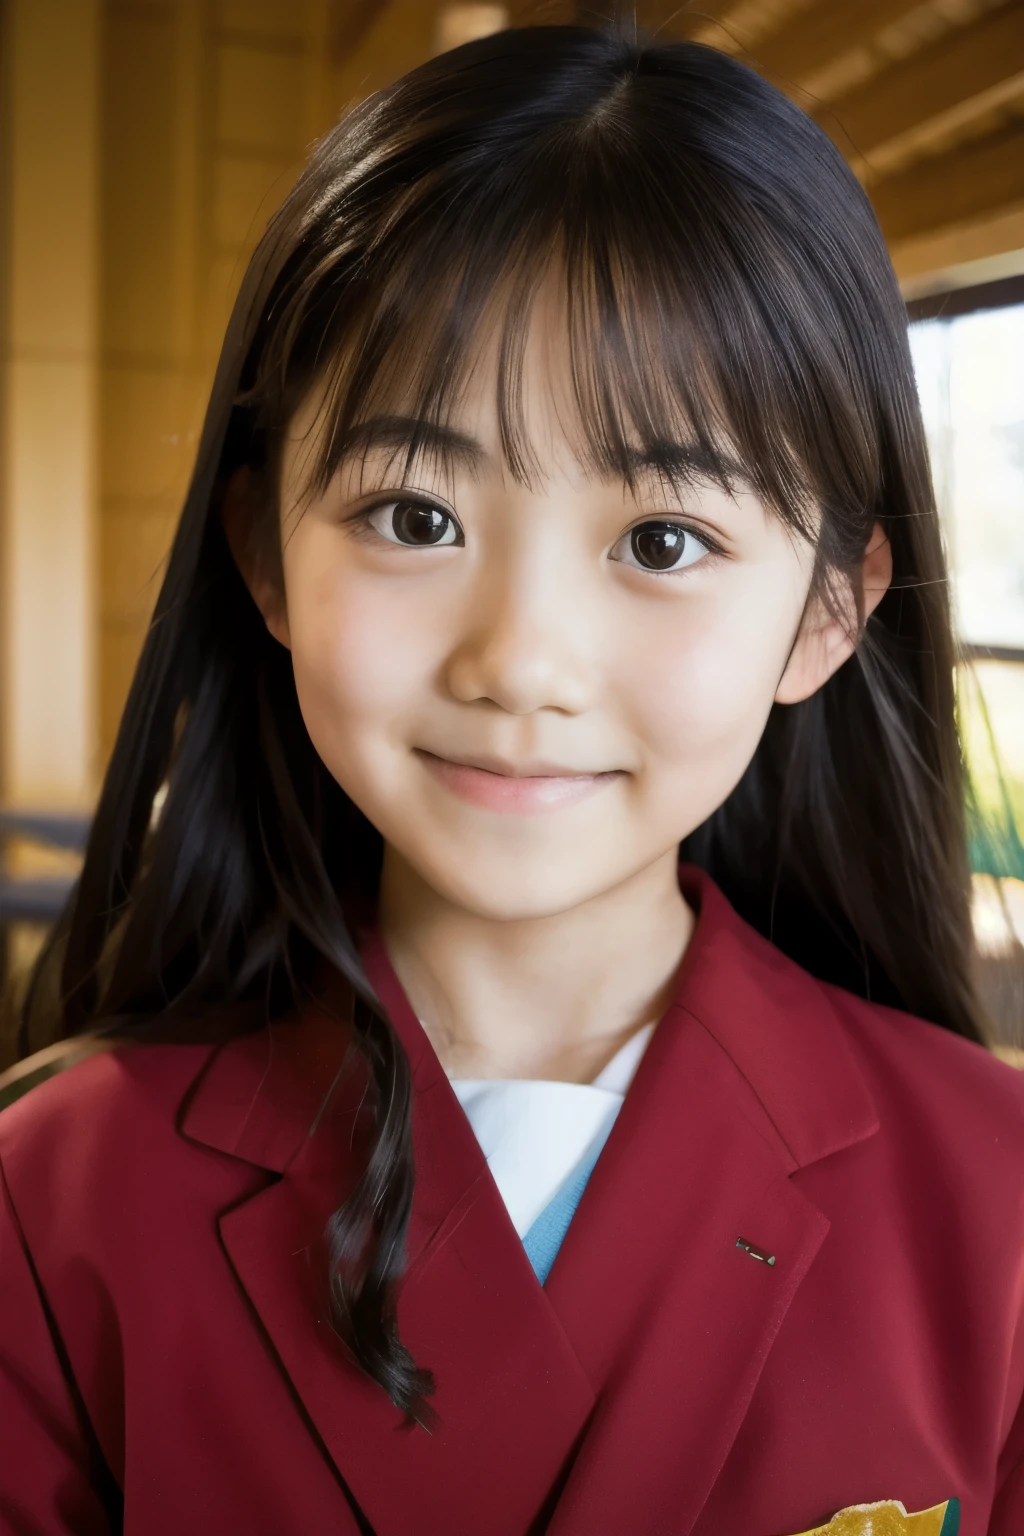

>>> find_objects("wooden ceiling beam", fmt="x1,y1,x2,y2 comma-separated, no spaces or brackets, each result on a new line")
870,120,1024,244
825,5,1024,161
752,0,934,86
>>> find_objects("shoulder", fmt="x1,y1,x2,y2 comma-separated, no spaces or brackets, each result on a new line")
0,1027,288,1307
821,979,1024,1186
0,1001,357,1253
0,1038,219,1203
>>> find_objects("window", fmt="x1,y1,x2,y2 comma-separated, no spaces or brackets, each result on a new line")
909,278,1024,885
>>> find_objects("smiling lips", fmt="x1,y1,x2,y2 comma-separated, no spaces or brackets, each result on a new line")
417,750,623,813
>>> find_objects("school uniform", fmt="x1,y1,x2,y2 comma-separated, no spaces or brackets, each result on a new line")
1,866,1023,1534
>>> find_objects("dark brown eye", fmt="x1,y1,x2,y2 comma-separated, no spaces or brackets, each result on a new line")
611,521,709,573
368,500,461,547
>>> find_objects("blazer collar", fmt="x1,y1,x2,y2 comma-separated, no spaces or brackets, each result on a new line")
179,992,360,1175
177,864,880,1535
670,865,879,1169
179,864,878,1180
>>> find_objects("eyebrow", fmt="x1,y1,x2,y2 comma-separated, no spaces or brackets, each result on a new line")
337,414,748,488
337,415,490,473
635,439,748,488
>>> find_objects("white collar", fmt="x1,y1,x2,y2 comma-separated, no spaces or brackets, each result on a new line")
448,1023,656,1236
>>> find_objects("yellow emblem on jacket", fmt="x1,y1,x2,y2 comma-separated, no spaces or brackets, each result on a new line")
787,1497,959,1535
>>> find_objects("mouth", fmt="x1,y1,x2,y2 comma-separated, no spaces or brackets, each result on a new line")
415,749,624,814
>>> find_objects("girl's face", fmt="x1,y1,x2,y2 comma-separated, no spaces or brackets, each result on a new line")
253,292,889,922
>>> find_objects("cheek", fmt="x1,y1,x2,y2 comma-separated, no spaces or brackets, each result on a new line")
282,538,439,765
622,573,801,785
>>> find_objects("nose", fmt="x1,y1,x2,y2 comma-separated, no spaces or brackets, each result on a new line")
444,550,599,717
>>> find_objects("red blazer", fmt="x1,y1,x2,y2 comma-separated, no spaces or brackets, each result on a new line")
2,868,1023,1535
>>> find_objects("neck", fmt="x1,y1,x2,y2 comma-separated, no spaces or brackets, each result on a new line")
377,848,694,1083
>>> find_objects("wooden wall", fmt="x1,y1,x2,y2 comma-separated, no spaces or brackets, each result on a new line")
98,0,343,756
0,0,100,811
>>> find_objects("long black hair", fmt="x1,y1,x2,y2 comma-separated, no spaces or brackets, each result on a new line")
24,24,987,1422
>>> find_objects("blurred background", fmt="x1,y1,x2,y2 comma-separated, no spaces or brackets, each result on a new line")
1,0,1023,1074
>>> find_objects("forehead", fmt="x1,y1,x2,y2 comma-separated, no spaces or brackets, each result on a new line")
282,279,753,506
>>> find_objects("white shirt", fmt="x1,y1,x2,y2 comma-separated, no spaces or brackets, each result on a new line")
449,1023,656,1237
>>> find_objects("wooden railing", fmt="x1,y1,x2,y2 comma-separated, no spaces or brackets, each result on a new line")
0,807,88,923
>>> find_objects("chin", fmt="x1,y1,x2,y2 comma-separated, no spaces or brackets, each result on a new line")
413,845,634,923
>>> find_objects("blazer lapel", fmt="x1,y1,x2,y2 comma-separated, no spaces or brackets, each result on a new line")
177,866,878,1536
180,980,595,1536
541,869,880,1534
542,1015,832,1533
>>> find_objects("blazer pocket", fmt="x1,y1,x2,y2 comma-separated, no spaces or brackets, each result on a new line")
784,1497,959,1535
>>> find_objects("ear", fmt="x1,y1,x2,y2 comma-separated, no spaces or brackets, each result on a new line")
221,465,291,650
774,521,892,706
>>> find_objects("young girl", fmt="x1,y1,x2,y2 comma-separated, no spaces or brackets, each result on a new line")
1,23,1021,1536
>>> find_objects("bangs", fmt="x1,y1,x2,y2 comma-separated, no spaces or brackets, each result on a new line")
240,36,889,563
